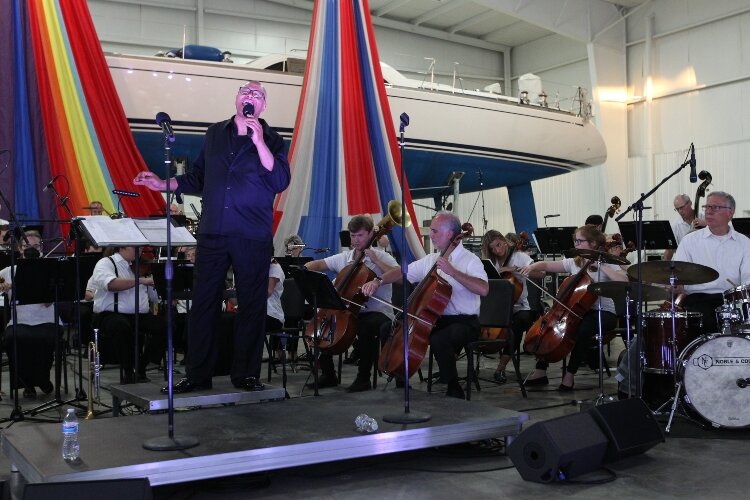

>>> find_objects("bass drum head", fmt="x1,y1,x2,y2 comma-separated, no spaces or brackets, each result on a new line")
681,335,750,428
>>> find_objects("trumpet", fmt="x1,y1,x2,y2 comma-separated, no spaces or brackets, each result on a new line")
86,328,101,420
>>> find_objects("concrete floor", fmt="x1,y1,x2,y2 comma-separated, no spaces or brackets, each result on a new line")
1,336,748,499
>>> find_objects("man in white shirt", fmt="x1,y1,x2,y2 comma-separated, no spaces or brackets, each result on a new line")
664,194,705,260
673,191,750,332
90,246,165,383
362,211,489,399
305,215,399,392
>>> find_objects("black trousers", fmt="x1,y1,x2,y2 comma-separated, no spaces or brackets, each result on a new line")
93,312,166,376
430,315,480,386
319,312,391,379
501,309,535,357
536,310,617,375
187,234,271,384
3,323,60,389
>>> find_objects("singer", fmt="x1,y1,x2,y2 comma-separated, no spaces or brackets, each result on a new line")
304,215,398,392
134,80,291,393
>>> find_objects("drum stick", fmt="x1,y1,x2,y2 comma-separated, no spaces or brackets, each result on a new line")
727,278,739,288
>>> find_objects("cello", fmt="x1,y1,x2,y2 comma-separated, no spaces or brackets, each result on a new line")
478,232,529,351
378,223,473,379
691,170,712,231
305,201,409,354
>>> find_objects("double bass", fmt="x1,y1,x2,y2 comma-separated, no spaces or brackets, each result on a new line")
691,170,712,231
378,223,473,379
478,232,529,351
305,201,409,354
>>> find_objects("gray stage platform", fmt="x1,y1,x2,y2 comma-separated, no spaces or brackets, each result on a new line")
2,391,527,487
109,378,286,415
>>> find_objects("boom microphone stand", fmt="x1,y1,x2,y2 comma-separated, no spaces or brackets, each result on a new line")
383,113,430,425
144,112,199,451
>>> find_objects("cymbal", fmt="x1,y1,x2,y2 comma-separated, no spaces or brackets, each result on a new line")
564,248,629,266
626,260,719,285
587,282,669,302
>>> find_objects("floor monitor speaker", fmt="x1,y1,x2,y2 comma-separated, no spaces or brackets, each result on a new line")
589,397,665,462
23,478,152,500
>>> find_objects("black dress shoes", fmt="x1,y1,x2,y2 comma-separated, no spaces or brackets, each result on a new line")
346,376,372,393
233,377,265,391
445,382,466,400
523,376,549,387
39,380,54,395
161,377,212,394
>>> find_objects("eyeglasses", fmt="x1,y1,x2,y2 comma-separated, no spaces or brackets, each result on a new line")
674,201,691,212
703,205,731,212
573,239,590,245
238,88,265,99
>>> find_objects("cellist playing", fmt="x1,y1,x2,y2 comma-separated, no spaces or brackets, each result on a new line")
518,225,628,391
304,215,398,392
481,230,544,384
362,211,489,399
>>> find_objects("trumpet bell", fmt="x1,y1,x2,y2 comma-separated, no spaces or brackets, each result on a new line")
384,200,412,229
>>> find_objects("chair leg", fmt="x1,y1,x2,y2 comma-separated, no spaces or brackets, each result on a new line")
265,336,274,383
427,351,433,393
466,347,474,401
511,348,527,398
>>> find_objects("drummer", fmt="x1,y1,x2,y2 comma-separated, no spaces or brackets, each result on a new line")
518,226,628,391
671,191,750,333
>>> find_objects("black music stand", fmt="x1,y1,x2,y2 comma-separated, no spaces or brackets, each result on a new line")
481,259,502,280
12,257,94,416
731,218,750,238
293,269,346,396
275,256,313,279
533,227,576,260
151,261,193,382
618,221,677,250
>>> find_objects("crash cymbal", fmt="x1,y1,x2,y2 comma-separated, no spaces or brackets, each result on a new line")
587,281,669,302
564,248,629,266
626,260,719,286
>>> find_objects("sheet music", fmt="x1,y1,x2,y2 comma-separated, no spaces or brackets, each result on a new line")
133,218,196,246
80,216,148,246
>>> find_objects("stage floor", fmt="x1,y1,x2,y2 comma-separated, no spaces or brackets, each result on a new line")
1,390,526,487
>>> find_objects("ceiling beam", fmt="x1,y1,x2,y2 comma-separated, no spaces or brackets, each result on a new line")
411,0,466,27
373,0,412,18
448,9,495,34
265,0,510,53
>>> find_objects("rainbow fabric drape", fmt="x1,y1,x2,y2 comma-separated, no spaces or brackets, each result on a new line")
273,0,425,263
0,0,164,242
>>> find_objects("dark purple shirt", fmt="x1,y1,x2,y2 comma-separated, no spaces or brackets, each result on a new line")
175,117,290,241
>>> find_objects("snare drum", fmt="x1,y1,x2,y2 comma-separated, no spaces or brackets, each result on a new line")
679,334,750,428
723,284,750,324
643,311,702,374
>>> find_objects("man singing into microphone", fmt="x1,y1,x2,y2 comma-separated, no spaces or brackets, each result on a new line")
134,81,291,393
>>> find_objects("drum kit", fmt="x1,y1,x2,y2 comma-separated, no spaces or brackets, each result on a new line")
585,259,750,431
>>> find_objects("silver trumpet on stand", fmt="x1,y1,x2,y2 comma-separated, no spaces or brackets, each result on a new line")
86,328,101,420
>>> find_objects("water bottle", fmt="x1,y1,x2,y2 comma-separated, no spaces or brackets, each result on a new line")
62,408,80,461
354,413,378,433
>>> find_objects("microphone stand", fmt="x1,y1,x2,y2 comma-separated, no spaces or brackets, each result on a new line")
143,124,199,451
383,113,430,425
615,144,694,400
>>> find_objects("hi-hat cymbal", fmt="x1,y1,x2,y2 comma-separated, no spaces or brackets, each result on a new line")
564,248,629,266
587,281,669,302
626,260,719,285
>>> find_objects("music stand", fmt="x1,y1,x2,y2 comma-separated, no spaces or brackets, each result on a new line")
481,259,502,280
12,257,95,416
293,269,346,396
151,261,193,301
618,221,677,250
275,256,313,279
731,218,750,238
533,227,576,260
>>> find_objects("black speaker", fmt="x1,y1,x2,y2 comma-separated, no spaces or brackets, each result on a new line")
22,478,152,500
508,411,609,483
589,397,665,462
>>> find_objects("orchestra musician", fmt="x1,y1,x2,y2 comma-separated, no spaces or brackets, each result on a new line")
305,215,398,392
284,234,305,257
135,80,291,393
671,191,750,332
518,226,628,391
481,230,543,384
664,194,706,260
266,255,286,362
0,231,59,398
362,211,489,399
89,246,166,383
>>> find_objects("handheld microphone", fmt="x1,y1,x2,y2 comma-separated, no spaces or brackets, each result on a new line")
242,103,255,138
155,112,176,143
544,214,560,219
689,143,697,183
112,189,140,197
42,175,59,192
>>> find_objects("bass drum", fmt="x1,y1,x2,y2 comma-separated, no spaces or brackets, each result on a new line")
679,334,750,428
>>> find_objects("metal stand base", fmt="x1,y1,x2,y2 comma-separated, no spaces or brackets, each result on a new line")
143,435,200,451
382,411,431,424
